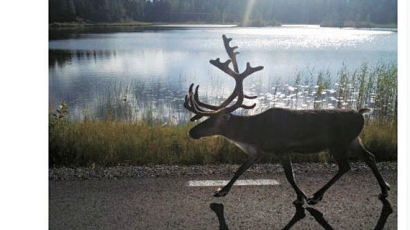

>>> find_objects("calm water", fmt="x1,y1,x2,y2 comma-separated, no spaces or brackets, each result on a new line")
49,25,397,122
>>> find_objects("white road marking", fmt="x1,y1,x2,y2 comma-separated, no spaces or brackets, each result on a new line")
187,179,280,187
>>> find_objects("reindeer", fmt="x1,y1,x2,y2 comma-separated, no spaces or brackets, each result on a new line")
184,35,390,205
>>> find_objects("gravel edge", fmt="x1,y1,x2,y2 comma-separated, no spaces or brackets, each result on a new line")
49,162,396,181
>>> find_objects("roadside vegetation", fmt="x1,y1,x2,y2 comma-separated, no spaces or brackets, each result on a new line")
49,63,397,167
49,115,396,167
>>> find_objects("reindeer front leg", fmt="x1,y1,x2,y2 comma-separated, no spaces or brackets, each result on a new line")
214,154,260,197
280,154,307,204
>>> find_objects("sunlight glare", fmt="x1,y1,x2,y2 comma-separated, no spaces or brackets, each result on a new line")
242,0,256,26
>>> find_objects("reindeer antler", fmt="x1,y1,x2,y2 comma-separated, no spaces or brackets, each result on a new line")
185,35,264,121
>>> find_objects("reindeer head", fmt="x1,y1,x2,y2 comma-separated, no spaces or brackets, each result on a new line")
184,35,264,139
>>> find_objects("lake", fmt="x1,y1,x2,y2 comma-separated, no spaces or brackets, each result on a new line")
49,25,397,122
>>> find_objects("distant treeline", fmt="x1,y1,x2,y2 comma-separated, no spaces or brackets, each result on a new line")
50,0,397,27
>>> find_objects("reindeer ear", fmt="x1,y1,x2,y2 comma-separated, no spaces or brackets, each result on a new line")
222,113,231,121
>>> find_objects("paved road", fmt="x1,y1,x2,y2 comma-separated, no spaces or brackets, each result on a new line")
49,168,396,230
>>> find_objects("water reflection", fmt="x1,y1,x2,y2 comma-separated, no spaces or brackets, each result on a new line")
49,27,397,121
49,49,117,68
49,57,397,123
49,25,236,40
209,197,392,229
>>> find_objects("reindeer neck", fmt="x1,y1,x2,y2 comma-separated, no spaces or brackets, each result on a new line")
221,115,256,144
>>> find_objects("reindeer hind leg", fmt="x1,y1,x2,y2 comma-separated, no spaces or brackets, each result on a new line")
350,138,390,199
307,147,351,205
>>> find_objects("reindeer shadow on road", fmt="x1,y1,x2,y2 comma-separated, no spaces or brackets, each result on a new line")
210,197,392,230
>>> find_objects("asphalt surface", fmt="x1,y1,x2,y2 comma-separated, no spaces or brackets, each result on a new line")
49,167,396,230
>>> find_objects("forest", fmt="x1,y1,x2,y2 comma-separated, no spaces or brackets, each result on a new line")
50,0,397,27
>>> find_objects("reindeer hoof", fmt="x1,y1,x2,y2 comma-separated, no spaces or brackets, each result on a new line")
214,188,229,197
307,195,323,205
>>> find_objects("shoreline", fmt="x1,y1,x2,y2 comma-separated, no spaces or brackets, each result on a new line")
49,22,397,30
49,21,238,29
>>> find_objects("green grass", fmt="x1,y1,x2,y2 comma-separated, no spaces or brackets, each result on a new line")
49,105,396,167
50,119,245,167
49,104,245,167
361,120,397,161
49,63,397,167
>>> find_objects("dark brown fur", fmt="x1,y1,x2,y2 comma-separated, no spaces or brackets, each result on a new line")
223,108,363,153
189,108,390,204
185,35,389,204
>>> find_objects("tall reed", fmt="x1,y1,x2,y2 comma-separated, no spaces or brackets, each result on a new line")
49,63,397,167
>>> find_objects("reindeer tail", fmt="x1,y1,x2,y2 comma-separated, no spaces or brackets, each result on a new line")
359,108,371,114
